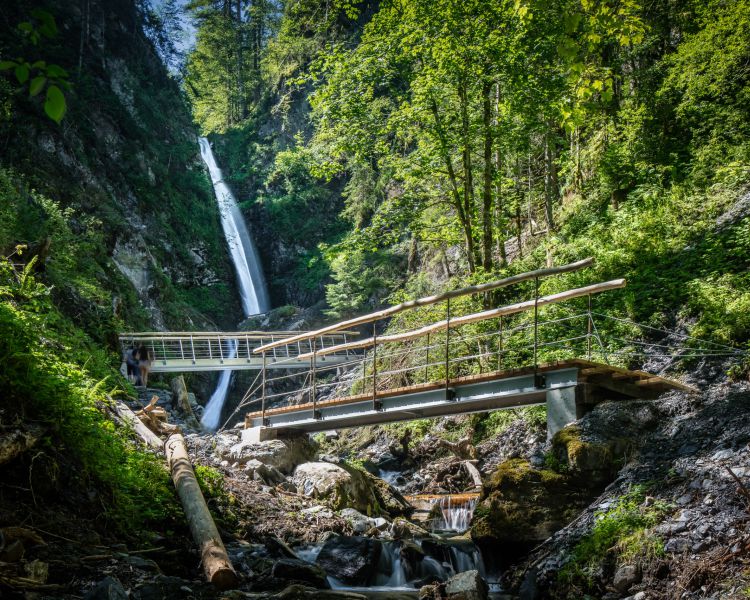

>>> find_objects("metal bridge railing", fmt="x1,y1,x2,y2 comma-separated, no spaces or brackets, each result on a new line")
118,331,358,370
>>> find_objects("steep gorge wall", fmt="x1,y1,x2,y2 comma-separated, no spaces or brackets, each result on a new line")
0,0,241,339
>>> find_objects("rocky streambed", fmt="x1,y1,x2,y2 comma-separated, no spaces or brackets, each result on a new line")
3,366,748,600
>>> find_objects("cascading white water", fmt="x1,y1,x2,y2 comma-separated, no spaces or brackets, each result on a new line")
198,137,270,430
198,137,269,316
432,496,478,533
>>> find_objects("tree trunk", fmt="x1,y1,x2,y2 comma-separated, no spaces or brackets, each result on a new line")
112,400,164,450
166,434,239,590
494,82,507,267
481,79,494,272
429,98,476,272
459,77,481,271
235,0,246,120
544,133,555,234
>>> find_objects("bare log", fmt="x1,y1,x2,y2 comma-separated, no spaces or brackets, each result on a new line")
462,461,483,490
255,258,595,354
0,426,45,466
436,436,477,460
111,400,163,450
172,376,194,418
165,434,238,590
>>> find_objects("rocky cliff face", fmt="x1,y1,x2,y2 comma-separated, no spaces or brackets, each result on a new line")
0,0,241,335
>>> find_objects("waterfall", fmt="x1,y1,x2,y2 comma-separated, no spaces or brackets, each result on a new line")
431,495,478,533
198,137,269,316
198,137,270,430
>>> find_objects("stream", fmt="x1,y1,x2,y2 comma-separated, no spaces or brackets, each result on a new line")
293,494,505,597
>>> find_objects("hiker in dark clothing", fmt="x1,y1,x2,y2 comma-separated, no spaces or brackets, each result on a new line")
125,346,141,384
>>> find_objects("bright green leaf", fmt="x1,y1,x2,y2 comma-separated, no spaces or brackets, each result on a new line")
0,60,17,71
15,64,29,84
45,64,68,79
29,76,46,97
44,84,66,123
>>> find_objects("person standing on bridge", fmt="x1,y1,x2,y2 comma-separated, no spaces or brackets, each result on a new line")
125,346,140,385
137,345,154,388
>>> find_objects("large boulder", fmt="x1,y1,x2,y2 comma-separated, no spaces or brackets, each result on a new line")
227,437,317,474
292,462,379,513
271,558,329,588
445,570,488,600
470,459,591,549
315,535,383,586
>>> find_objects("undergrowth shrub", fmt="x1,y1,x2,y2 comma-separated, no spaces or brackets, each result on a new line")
558,484,672,592
0,258,179,535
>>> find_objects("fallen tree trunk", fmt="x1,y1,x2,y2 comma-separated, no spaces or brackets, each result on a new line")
462,460,483,490
165,434,238,590
112,400,164,450
171,376,200,429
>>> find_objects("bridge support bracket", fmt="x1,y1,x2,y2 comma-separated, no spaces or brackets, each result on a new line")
445,388,457,401
534,374,546,389
313,410,323,421
241,426,278,444
546,384,581,442
373,400,384,412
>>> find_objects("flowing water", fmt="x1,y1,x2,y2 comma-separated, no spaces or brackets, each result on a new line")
431,495,478,533
198,138,270,430
301,537,487,595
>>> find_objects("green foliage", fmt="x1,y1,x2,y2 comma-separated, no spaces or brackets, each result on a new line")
195,465,226,499
0,9,70,123
0,259,179,533
558,484,671,591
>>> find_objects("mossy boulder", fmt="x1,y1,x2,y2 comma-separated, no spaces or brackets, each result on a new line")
550,425,627,484
471,459,588,547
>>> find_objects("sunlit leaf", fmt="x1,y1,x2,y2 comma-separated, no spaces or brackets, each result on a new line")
15,64,29,84
44,84,66,123
29,76,46,97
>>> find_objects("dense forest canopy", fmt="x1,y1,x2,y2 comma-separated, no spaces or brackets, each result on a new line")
181,0,749,336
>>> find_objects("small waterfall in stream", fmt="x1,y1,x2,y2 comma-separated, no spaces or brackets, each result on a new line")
198,137,270,430
431,495,478,533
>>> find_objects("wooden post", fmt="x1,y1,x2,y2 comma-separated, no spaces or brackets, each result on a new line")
311,337,317,417
425,333,430,383
444,298,451,396
497,316,504,371
165,434,239,590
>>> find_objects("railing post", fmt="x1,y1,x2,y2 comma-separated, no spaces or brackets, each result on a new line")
425,333,430,383
311,337,319,419
372,323,380,411
161,339,167,365
179,339,185,361
445,297,454,400
261,351,267,425
533,276,544,388
497,316,503,371
189,335,196,365
587,294,592,360
218,335,224,364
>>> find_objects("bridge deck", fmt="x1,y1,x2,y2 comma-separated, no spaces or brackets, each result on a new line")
119,330,359,372
243,359,693,433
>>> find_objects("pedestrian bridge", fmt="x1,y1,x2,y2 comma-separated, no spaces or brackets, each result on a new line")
118,330,358,372
120,258,734,437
